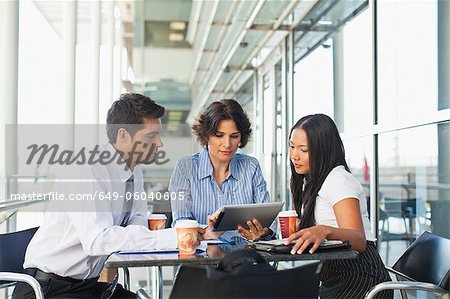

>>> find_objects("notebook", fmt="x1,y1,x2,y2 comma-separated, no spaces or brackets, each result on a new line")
249,239,351,254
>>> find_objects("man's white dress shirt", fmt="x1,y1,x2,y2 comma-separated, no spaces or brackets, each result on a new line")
24,144,177,280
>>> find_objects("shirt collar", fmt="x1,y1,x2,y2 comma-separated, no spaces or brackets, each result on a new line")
197,148,238,181
106,143,134,184
198,148,213,180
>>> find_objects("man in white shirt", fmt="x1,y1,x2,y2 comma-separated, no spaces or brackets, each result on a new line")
13,93,204,299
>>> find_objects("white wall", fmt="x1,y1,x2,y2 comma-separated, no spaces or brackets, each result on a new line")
133,48,193,82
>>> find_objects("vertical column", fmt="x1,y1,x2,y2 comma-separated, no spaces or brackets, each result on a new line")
116,12,123,99
267,69,276,198
252,72,259,157
286,33,294,131
281,40,288,208
0,1,19,202
63,0,77,150
371,0,379,238
106,0,115,103
140,0,146,92
0,0,19,236
285,32,294,210
91,0,101,124
438,0,450,111
436,0,450,238
333,30,344,132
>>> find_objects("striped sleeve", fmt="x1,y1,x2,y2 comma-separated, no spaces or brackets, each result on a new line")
169,157,195,226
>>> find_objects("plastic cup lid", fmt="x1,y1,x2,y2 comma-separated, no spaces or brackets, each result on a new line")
175,219,199,228
278,210,298,217
148,214,167,220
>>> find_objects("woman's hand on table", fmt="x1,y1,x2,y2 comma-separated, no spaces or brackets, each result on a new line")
286,225,330,254
237,218,270,241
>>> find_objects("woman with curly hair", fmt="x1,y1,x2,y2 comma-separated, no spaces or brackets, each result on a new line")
170,99,275,240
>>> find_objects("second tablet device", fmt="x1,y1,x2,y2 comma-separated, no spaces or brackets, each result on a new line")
212,202,284,231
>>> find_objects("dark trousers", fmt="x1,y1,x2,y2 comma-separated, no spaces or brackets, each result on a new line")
12,269,135,299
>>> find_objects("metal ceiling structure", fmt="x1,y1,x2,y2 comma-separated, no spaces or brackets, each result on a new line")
185,0,318,123
31,0,368,125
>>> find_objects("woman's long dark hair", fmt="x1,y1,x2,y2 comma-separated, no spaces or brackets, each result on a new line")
289,114,350,229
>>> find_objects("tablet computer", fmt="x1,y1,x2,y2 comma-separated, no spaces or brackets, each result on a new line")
212,202,284,231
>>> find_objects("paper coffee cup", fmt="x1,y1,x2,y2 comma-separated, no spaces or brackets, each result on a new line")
175,220,199,255
278,210,298,239
148,214,167,230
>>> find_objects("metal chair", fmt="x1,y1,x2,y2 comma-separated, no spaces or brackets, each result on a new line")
0,227,151,299
365,231,450,299
379,197,420,243
379,197,428,261
0,227,44,299
136,288,152,299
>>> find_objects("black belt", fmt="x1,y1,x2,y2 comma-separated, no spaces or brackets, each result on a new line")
25,268,97,284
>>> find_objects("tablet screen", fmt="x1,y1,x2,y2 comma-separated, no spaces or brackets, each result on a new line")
212,202,284,231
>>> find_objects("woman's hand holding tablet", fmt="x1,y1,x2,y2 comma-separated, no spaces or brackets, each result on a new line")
237,218,271,241
210,202,284,241
204,208,224,240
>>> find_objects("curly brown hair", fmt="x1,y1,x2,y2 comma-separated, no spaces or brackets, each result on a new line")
192,99,252,148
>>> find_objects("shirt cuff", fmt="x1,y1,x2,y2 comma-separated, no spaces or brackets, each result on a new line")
261,229,276,241
154,228,178,249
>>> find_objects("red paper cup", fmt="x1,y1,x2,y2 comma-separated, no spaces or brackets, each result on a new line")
148,214,167,230
175,220,199,255
278,210,298,239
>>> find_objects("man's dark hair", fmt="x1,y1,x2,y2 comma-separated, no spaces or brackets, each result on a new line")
106,93,165,143
192,99,252,148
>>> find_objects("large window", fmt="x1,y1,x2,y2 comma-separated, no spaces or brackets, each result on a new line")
377,1,438,126
290,1,449,269
235,74,255,155
342,8,373,132
18,1,65,124
375,0,449,267
343,136,372,200
378,123,450,264
293,42,334,121
340,8,373,212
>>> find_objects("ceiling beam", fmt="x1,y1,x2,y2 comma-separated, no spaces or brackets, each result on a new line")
197,0,239,85
188,0,266,123
188,0,219,85
295,24,338,32
219,0,301,100
250,24,291,31
186,0,202,44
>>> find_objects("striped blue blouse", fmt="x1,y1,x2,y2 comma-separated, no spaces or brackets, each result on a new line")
169,149,276,233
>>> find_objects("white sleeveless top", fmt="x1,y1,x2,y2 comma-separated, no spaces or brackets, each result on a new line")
314,165,375,241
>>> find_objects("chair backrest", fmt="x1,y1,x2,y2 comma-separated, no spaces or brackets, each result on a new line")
152,199,173,228
170,261,321,298
392,231,450,291
0,227,39,273
383,197,418,218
